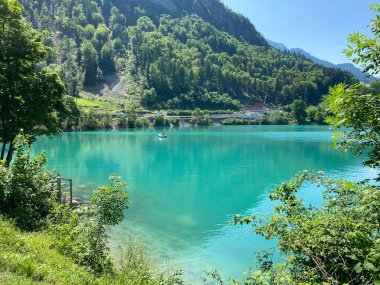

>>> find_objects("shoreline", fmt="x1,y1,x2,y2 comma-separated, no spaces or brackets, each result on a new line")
63,122,326,132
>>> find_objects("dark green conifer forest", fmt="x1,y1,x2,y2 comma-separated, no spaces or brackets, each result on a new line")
19,0,356,109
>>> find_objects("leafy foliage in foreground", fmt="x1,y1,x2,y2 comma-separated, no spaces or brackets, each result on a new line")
0,135,57,231
233,171,380,285
325,83,380,176
345,3,380,75
324,5,380,179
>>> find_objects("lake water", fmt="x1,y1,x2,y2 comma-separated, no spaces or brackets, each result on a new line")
33,126,373,283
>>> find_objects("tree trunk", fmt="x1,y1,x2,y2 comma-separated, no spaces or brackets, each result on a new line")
1,142,6,160
5,141,13,167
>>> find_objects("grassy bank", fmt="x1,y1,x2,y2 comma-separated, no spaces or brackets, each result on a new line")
0,217,106,284
0,216,183,285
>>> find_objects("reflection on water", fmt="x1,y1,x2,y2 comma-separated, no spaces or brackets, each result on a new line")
33,126,372,282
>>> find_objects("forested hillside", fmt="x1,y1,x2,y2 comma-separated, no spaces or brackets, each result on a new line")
19,0,356,109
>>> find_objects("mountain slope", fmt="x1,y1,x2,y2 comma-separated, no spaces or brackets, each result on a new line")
335,63,377,83
268,40,377,83
19,0,356,108
115,0,268,46
129,15,355,107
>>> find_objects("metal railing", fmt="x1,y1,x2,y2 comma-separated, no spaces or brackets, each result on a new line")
56,174,74,207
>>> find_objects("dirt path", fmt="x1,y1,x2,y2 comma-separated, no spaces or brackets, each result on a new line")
83,73,128,98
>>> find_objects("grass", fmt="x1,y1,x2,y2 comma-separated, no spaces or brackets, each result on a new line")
0,271,45,285
74,97,112,108
0,217,101,284
0,217,184,285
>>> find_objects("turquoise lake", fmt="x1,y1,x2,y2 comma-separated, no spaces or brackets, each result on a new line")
33,125,374,283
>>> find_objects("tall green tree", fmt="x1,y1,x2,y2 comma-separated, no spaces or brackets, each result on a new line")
0,0,66,166
290,99,307,124
80,40,100,85
55,37,84,97
99,41,116,74
325,4,380,179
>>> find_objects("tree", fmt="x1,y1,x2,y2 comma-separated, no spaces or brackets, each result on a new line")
345,4,380,75
80,40,100,85
325,84,380,176
0,0,66,166
99,41,116,74
14,0,355,110
137,16,156,32
55,37,84,97
290,99,307,124
306,103,327,125
93,23,110,48
325,3,380,179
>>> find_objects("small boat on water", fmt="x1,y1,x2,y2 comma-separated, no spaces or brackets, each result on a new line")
158,133,167,139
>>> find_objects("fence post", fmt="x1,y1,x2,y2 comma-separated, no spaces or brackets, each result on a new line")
57,176,62,203
69,179,73,207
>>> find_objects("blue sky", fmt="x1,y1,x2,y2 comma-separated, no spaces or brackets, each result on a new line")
222,0,377,64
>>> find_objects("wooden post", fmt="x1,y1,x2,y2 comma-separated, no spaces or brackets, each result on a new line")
57,176,62,203
69,179,73,207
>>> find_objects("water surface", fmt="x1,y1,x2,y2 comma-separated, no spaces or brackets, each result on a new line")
33,126,372,283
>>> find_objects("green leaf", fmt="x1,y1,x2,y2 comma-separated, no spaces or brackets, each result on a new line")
363,261,376,271
354,262,363,273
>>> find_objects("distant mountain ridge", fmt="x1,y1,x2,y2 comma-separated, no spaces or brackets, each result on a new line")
267,40,377,83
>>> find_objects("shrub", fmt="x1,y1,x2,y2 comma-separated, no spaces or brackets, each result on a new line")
190,108,213,126
91,176,128,226
260,113,290,125
79,110,114,130
135,117,151,128
168,117,180,126
153,115,169,126
167,110,192,116
118,116,129,128
167,109,236,116
50,176,128,275
0,135,57,231
222,118,260,125
234,171,380,284
117,236,185,285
